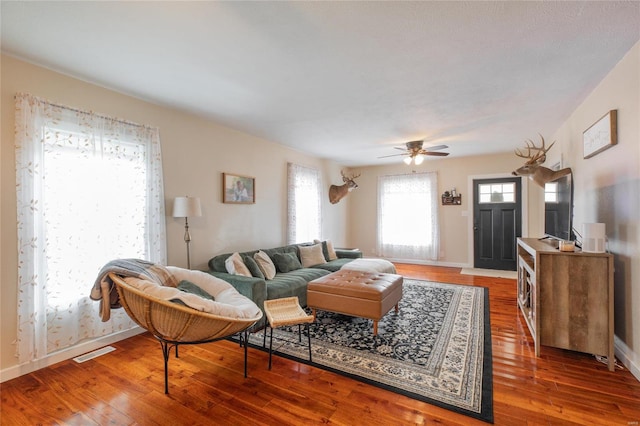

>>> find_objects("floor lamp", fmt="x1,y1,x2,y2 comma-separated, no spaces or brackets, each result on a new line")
172,196,202,269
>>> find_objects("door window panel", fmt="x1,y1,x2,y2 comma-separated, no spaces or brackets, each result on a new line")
479,183,515,203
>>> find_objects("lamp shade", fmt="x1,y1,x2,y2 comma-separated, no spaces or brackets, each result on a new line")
172,196,202,218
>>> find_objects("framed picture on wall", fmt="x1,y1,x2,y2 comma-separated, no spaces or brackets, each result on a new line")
583,110,617,159
222,173,255,204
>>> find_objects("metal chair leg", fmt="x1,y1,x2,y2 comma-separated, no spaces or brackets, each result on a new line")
268,326,274,370
243,329,248,378
307,323,312,363
263,323,267,348
160,341,171,394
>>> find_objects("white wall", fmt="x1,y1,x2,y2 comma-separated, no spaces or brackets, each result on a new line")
550,41,640,378
0,55,348,373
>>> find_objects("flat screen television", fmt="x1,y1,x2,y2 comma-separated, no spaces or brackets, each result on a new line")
544,172,574,241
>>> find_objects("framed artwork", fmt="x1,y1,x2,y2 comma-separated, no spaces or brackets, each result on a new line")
223,173,255,204
583,110,617,159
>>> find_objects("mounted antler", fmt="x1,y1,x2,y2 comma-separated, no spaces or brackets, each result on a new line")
329,170,361,204
512,135,571,187
514,135,555,167
341,170,361,182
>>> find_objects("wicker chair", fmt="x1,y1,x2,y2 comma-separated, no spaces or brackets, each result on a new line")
110,273,263,393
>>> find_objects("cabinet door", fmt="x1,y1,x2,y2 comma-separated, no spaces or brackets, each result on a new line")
539,254,610,354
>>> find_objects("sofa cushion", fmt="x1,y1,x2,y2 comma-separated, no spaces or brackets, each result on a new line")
299,243,326,267
225,252,252,277
314,239,338,261
310,258,355,272
254,250,276,280
272,252,303,273
242,255,265,279
267,268,330,306
262,245,298,262
264,274,309,307
208,250,259,273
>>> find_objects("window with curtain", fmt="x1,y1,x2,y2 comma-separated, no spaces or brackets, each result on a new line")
287,163,322,244
14,93,167,363
377,172,439,260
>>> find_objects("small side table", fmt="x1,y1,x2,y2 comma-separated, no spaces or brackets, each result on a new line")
263,297,314,370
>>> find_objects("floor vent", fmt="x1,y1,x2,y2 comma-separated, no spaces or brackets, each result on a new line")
73,346,116,363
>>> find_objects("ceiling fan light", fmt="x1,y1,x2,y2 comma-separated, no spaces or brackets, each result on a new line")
403,156,412,165
414,154,425,165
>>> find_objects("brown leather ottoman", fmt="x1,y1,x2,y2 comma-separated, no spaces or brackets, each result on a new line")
307,270,403,336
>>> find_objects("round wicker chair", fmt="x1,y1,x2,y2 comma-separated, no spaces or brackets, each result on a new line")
110,273,263,393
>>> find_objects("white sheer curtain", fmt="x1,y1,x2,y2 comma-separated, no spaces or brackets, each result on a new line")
377,172,439,260
287,163,322,244
14,93,167,363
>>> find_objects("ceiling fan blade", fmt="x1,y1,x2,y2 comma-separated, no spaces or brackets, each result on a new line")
378,153,408,158
424,144,448,151
424,151,449,156
393,146,407,151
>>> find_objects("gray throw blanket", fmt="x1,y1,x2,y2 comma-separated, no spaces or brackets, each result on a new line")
90,258,178,322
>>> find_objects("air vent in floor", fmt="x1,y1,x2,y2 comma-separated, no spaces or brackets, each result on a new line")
73,345,116,363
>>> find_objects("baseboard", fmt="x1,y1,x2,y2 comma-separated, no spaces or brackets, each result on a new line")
385,258,467,268
0,326,144,383
615,335,640,382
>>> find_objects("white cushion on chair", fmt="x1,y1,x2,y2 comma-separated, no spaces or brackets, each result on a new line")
123,267,262,319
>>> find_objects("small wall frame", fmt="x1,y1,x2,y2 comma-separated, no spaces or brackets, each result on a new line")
223,173,255,204
583,110,617,159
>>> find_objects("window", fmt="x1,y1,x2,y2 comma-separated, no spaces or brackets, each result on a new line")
287,163,322,244
544,182,558,203
15,94,167,363
377,172,439,260
478,182,516,203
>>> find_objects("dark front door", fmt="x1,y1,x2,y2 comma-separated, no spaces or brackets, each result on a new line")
473,177,522,270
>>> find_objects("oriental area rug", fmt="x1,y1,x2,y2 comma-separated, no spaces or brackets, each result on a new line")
247,279,493,423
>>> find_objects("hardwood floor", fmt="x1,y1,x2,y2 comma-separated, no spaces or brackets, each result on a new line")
2,264,639,425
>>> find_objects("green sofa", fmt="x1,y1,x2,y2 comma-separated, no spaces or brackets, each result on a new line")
207,243,362,327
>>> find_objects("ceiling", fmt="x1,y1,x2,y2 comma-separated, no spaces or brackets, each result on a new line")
2,1,639,166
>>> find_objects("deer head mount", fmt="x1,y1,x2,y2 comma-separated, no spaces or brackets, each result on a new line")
512,135,571,187
329,170,361,204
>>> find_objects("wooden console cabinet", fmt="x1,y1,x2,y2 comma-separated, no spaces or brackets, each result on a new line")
516,238,614,371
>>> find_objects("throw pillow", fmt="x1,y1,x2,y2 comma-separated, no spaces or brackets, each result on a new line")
314,238,338,260
224,252,252,277
325,239,338,260
242,255,265,279
299,243,327,267
272,252,303,273
254,250,276,280
176,279,215,301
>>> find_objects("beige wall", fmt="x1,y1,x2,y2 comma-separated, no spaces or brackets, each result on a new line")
0,55,348,372
550,41,640,376
348,152,537,264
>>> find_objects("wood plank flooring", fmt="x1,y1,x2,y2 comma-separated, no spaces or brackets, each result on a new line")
2,264,639,425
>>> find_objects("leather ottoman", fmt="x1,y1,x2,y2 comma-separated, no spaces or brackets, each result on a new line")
307,270,403,336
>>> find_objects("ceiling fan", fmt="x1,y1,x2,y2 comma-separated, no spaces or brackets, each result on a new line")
379,140,449,165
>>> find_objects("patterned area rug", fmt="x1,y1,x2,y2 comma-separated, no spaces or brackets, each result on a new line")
248,279,493,423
